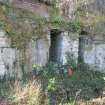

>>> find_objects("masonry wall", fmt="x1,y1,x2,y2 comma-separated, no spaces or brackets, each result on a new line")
0,30,22,79
0,29,79,78
60,32,79,64
1,28,105,78
83,35,105,72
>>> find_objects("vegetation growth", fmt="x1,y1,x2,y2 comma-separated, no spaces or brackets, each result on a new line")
0,0,105,105
0,0,83,49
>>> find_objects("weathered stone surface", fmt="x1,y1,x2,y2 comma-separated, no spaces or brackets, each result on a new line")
24,31,79,72
1,29,105,78
83,35,105,72
25,32,50,72
0,30,11,47
0,30,22,79
60,0,76,19
0,48,22,79
61,32,79,64
1,0,105,78
12,0,50,18
87,0,105,15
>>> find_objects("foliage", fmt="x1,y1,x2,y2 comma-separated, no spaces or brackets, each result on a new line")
0,3,48,49
40,61,105,104
75,0,105,34
65,67,105,100
0,0,105,49
59,100,105,105
50,14,82,32
66,52,77,70
0,61,105,104
47,78,58,92
0,1,83,49
25,63,105,103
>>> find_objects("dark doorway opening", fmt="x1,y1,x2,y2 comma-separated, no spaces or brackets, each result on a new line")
49,29,62,63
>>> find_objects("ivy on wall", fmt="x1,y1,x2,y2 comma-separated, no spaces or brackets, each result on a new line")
0,3,49,49
0,1,82,49
75,0,105,34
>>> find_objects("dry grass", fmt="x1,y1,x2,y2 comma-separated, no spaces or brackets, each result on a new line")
59,98,105,105
8,79,46,105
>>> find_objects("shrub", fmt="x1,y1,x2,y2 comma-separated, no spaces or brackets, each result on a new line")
42,61,105,103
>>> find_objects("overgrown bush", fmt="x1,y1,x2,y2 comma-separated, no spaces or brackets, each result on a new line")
0,59,105,105
40,60,105,104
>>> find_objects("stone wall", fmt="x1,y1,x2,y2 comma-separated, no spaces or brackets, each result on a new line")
24,31,79,71
49,31,79,64
0,30,22,79
0,30,78,78
1,29,105,78
1,0,105,78
83,35,105,72
25,34,50,73
60,32,79,64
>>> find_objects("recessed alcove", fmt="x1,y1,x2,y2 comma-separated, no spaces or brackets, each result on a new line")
49,29,62,63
